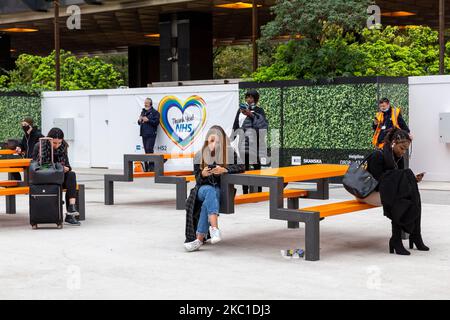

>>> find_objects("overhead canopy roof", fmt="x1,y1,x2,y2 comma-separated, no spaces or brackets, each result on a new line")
0,0,448,57
0,0,276,56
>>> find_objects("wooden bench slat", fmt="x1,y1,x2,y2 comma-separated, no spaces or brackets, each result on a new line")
0,159,31,168
235,189,308,205
0,184,81,196
0,168,24,173
0,181,20,187
0,150,16,155
301,200,377,218
0,187,29,196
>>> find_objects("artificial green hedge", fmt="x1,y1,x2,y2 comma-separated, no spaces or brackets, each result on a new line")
240,80,409,150
0,94,41,143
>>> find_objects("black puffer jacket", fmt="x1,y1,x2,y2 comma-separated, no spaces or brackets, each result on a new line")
19,127,44,158
232,106,268,161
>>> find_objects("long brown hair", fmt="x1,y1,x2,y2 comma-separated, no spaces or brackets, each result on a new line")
200,125,231,169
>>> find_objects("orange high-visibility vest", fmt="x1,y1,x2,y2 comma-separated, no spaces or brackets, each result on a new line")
372,107,401,149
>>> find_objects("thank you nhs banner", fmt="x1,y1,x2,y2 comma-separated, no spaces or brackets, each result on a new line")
134,85,239,168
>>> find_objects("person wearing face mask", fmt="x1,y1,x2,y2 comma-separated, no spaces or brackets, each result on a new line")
17,117,43,159
138,98,160,172
232,89,268,194
372,98,410,149
11,117,43,181
358,128,429,256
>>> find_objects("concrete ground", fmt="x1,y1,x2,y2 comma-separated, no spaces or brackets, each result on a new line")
1,169,449,300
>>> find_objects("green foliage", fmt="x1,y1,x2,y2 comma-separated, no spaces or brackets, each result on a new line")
283,84,377,149
214,46,254,79
0,94,41,143
378,83,409,123
214,45,276,79
256,0,371,81
261,0,371,43
3,50,124,91
253,32,363,81
98,54,129,86
240,82,409,150
254,24,450,81
352,26,441,76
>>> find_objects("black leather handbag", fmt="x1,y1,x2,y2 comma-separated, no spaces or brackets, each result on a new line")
29,138,65,185
342,153,379,199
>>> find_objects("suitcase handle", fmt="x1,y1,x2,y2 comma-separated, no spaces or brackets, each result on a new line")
38,137,55,166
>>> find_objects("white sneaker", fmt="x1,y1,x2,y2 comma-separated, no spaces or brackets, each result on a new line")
209,227,222,244
184,239,203,252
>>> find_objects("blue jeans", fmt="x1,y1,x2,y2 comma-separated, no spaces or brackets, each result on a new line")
196,185,220,236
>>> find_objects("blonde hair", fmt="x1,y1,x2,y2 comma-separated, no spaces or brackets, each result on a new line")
200,125,232,170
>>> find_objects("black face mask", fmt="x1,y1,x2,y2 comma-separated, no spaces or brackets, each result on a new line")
22,125,31,133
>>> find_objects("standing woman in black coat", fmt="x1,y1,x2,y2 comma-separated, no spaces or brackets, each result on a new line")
358,128,428,255
184,125,245,252
33,128,81,226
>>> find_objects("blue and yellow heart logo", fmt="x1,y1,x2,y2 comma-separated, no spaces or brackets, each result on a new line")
158,95,207,150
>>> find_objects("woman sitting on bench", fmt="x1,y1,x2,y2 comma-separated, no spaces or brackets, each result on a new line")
359,128,428,256
184,125,245,252
33,128,81,226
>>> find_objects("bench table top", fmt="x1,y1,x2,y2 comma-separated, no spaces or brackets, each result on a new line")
237,164,348,183
0,158,31,168
0,150,17,155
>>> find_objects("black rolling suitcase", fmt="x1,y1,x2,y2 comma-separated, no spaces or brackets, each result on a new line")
29,184,63,229
29,138,65,229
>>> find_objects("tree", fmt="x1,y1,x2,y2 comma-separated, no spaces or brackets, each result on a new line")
213,45,275,79
352,26,442,76
260,0,371,45
3,50,124,91
99,53,129,86
253,24,450,80
254,0,372,81
214,45,253,79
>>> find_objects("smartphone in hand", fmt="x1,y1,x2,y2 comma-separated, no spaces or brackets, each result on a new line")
416,172,426,182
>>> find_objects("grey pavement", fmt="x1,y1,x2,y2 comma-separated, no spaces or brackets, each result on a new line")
0,169,449,300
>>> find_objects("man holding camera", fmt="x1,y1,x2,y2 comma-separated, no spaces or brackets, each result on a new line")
138,98,160,172
232,89,268,194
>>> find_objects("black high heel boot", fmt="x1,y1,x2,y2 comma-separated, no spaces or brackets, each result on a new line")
389,222,410,255
409,235,429,251
409,216,429,251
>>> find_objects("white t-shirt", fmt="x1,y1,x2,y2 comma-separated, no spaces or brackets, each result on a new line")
238,112,247,127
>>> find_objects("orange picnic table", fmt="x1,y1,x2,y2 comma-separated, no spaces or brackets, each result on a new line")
0,150,17,156
219,164,349,261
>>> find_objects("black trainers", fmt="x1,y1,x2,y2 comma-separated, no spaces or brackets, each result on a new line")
67,204,80,217
65,214,81,226
66,204,81,225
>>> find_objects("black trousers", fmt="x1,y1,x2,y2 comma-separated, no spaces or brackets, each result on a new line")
64,171,77,206
142,136,156,172
243,153,262,194
10,172,21,181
